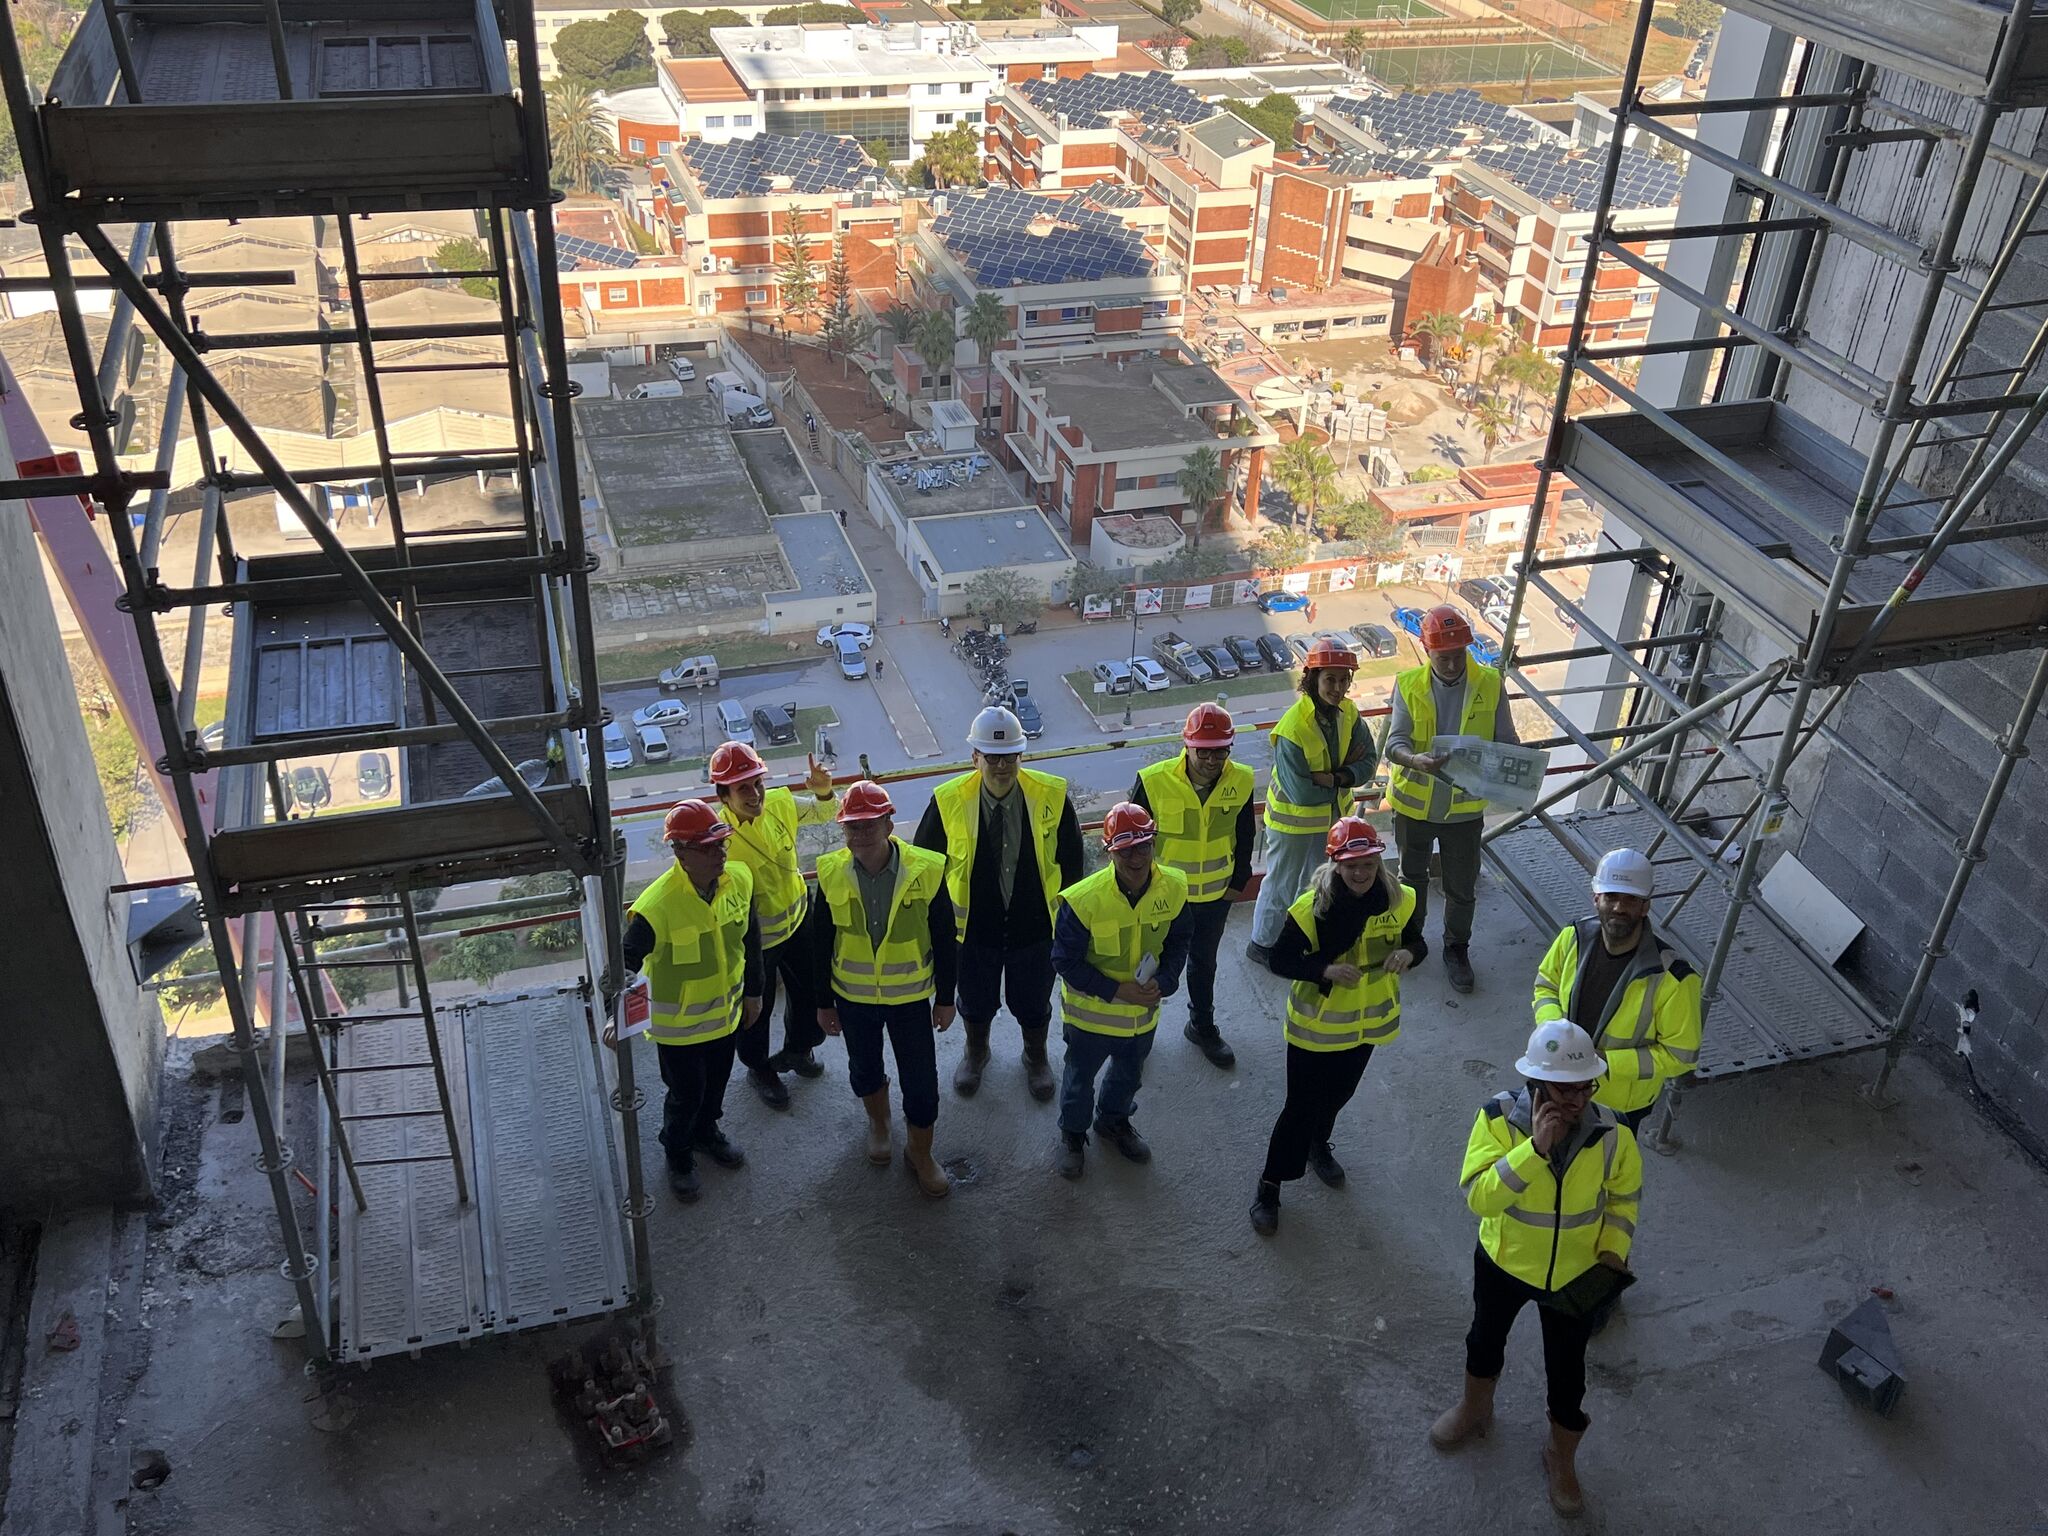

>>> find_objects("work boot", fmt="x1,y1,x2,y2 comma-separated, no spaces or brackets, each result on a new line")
903,1123,952,1198
1543,1417,1588,1518
691,1129,746,1169
953,1018,992,1096
776,1047,825,1080
1057,1129,1087,1181
1245,940,1275,969
1184,1019,1236,1069
1020,1026,1057,1102
747,1064,791,1110
1309,1142,1345,1188
1428,1373,1496,1450
1093,1115,1151,1164
859,1088,893,1167
1249,1179,1281,1236
1443,943,1475,994
666,1161,700,1203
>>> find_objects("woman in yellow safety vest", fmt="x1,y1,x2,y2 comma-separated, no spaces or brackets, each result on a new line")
1430,1020,1642,1520
1248,816,1415,1236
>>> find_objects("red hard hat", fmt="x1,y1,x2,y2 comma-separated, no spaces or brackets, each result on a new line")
663,799,732,848
836,779,895,822
1182,702,1236,749
1304,636,1358,671
1102,801,1157,851
708,740,768,786
1421,604,1474,652
1326,815,1386,862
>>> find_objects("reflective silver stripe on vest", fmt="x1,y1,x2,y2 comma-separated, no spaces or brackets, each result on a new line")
1666,1044,1699,1065
1493,1157,1528,1193
1604,1213,1636,1238
1064,994,1156,1033
1177,855,1228,874
651,988,738,1044
1504,1201,1605,1230
757,888,807,946
1265,802,1337,833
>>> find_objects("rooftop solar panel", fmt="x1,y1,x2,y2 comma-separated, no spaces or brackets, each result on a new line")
680,131,875,200
555,233,638,271
1018,71,1215,132
1467,142,1680,212
929,184,1155,288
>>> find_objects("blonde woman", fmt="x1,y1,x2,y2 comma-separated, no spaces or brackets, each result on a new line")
1250,817,1417,1235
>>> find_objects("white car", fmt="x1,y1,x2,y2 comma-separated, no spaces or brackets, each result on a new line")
818,622,875,649
835,634,869,680
632,699,691,730
601,721,633,771
716,699,754,745
1131,657,1172,692
667,357,696,384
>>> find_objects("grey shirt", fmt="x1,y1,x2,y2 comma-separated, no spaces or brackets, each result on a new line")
981,782,1025,907
852,843,900,953
1384,669,1519,824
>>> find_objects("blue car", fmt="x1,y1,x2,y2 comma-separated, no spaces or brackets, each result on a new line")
1390,605,1503,667
1256,589,1311,614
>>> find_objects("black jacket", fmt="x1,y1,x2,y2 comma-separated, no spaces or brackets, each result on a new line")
913,789,1084,951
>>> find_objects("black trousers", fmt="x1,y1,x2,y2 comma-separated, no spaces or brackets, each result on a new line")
1261,1042,1374,1182
735,934,823,1070
655,1031,737,1171
1463,1245,1593,1432
955,936,1055,1034
1182,896,1234,1029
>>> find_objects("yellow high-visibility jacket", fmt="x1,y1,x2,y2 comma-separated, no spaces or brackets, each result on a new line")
1138,754,1254,903
1384,661,1501,823
719,786,836,949
1281,882,1416,1050
1460,1089,1641,1291
1533,919,1703,1114
629,861,754,1047
1265,695,1361,836
1056,864,1189,1037
815,840,947,1007
932,766,1068,940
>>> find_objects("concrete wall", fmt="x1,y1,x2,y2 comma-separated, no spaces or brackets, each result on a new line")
0,483,161,1209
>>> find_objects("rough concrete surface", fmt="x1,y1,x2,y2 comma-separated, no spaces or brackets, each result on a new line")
50,901,2048,1536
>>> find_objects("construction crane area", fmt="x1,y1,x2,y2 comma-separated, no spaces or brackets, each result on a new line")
0,0,2044,1532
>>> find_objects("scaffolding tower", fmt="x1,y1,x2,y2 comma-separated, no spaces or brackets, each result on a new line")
1488,0,2048,1145
0,0,656,1368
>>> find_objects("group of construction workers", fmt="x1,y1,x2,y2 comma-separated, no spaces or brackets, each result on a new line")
619,602,1700,1517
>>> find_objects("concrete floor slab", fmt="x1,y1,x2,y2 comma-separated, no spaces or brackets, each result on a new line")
55,902,2048,1536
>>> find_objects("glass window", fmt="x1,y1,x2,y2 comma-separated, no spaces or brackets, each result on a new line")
1556,298,1577,316
936,112,954,126
628,136,646,153
746,287,768,303
704,116,724,129
842,86,860,98
964,109,981,123
607,286,630,303
734,114,753,127
927,82,943,96
1115,475,1138,491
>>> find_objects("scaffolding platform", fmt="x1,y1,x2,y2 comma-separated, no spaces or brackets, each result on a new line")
332,986,631,1363
1561,400,2048,678
1484,808,1892,1079
1723,0,2048,103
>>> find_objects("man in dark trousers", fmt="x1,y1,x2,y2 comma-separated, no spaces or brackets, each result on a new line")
915,704,1084,1101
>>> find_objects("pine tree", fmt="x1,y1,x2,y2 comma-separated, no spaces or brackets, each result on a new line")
776,206,820,331
820,234,854,358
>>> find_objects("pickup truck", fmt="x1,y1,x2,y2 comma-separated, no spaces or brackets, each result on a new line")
1151,630,1213,685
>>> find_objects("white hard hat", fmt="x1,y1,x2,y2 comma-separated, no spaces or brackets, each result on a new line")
1516,1020,1607,1083
1592,848,1655,899
966,705,1026,754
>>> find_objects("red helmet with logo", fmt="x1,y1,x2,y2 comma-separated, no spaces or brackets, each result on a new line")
1182,702,1236,749
1101,801,1157,851
708,740,769,786
1421,604,1474,653
1326,815,1386,862
663,799,732,848
835,779,896,823
1304,636,1358,672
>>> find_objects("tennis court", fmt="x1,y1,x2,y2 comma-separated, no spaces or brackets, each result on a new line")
1355,38,1602,83
1294,0,1444,20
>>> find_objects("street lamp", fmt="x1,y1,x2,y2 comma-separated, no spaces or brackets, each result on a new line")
1122,590,1140,730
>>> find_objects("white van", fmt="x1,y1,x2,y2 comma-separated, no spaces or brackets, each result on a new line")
627,379,685,400
636,723,671,763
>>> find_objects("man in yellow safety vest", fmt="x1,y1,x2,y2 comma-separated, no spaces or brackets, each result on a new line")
622,799,764,1204
1049,803,1194,1180
1131,702,1256,1070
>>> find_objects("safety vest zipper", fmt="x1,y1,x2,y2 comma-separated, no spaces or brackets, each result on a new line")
1543,1159,1563,1292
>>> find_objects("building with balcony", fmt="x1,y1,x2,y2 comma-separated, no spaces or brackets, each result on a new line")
963,20,1120,87
649,56,757,147
987,70,1218,191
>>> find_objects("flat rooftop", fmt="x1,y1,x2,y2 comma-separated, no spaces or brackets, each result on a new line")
712,25,993,84
877,454,1036,518
1017,354,1221,452
735,427,818,515
915,505,1070,573
767,509,871,601
577,395,772,552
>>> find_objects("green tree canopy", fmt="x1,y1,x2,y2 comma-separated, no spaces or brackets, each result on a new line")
553,9,655,88
444,931,518,991
921,123,983,189
433,237,498,302
1672,0,1722,37
1186,35,1250,68
546,77,619,194
1160,0,1202,40
776,206,820,327
1250,524,1312,576
1223,92,1301,150
964,568,1038,632
660,7,747,54
762,1,861,21
861,137,897,170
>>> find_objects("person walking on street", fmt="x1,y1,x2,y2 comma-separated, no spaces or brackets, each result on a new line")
1131,703,1254,1070
622,801,763,1203
1249,818,1415,1235
1249,637,1373,968
1382,604,1517,994
1050,804,1195,1180
916,706,1084,1101
1430,1021,1642,1519
809,781,958,1197
711,743,837,1110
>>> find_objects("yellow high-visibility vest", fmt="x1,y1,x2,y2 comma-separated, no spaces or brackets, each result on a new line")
1460,1091,1642,1290
1264,695,1359,836
628,861,753,1047
1385,661,1501,823
1281,881,1416,1050
815,839,947,1006
932,766,1066,941
1533,918,1703,1113
719,786,835,949
1139,754,1253,903
1056,864,1188,1037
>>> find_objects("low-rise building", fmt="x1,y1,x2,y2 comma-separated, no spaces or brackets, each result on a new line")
532,0,787,78
576,391,779,575
1089,510,1184,570
860,450,1074,616
551,200,696,333
964,20,1119,86
763,509,876,635
1365,459,1574,563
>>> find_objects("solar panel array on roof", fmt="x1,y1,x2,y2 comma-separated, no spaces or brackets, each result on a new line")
1471,143,1680,213
930,185,1154,288
1327,148,1438,181
680,131,873,200
1018,71,1215,131
1327,88,1542,158
1073,177,1145,211
556,233,639,272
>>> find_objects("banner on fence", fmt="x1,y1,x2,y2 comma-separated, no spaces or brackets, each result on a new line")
1183,583,1213,610
1329,565,1357,592
1282,571,1311,594
1136,586,1164,615
1235,579,1260,604
1377,561,1407,586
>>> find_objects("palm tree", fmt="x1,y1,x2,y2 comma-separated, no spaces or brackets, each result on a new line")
880,300,919,350
1339,25,1365,67
922,124,982,189
1474,397,1517,461
1175,444,1225,548
1411,309,1464,370
912,308,956,396
1460,318,1504,393
1271,434,1339,532
961,292,1012,366
545,78,616,195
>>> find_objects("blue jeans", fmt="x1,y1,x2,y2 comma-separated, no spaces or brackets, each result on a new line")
839,1000,939,1128
1058,1024,1155,1135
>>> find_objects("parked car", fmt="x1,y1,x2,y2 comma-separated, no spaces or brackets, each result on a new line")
601,721,634,771
461,758,551,798
1317,631,1356,657
753,701,799,745
1256,633,1293,671
289,765,332,810
834,634,869,679
636,723,671,763
658,654,719,690
632,699,691,730
1008,679,1043,739
1286,632,1313,663
818,622,874,649
627,380,684,400
716,699,754,745
1226,634,1264,672
1456,577,1498,610
355,751,393,800
733,403,775,429
1256,589,1310,614
199,719,227,750
1130,657,1171,692
1481,599,1533,647
1152,630,1213,685
1091,659,1135,695
1200,642,1241,680
666,356,697,384
1350,622,1398,659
